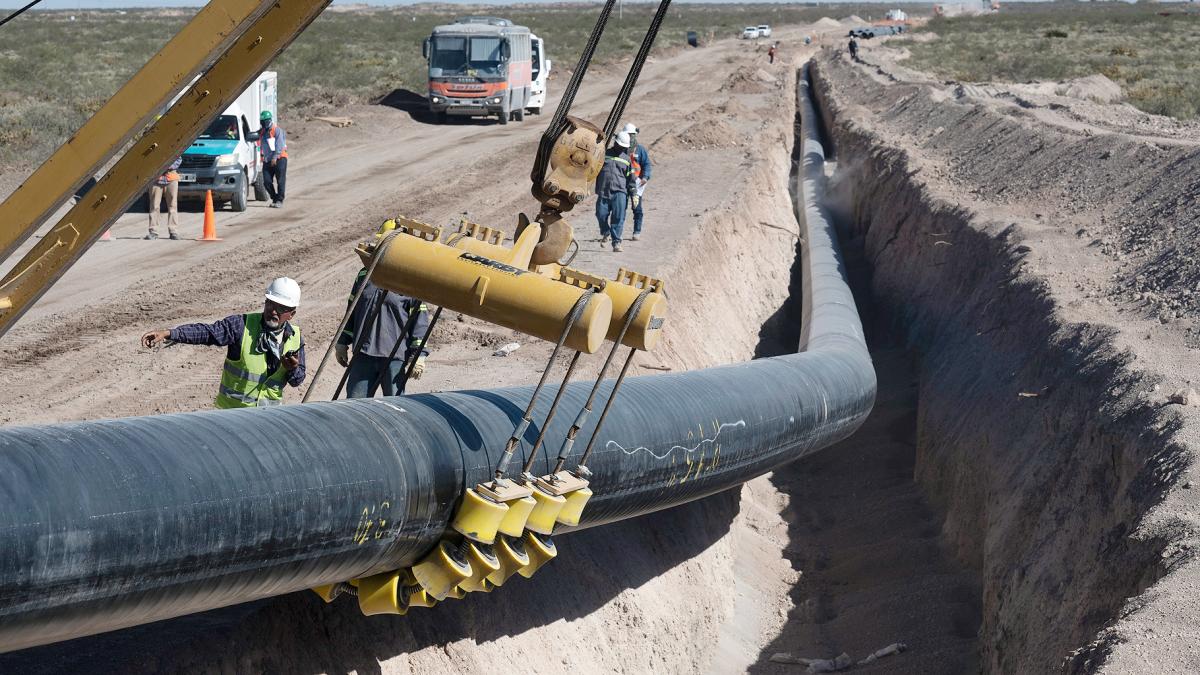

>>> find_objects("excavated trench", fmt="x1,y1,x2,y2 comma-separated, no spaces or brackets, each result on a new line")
799,56,1187,673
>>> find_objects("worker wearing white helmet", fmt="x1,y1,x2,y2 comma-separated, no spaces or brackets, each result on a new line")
141,277,307,408
621,122,652,241
594,130,638,252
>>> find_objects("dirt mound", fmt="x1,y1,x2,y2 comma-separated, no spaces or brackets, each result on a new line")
842,14,865,24
721,66,779,94
1055,74,1123,103
813,17,843,29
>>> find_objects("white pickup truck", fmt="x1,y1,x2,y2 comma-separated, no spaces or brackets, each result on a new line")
176,72,277,211
741,26,760,39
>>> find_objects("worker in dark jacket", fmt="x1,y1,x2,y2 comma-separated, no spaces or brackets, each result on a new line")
622,122,652,241
595,130,638,253
141,277,306,408
848,36,859,61
335,267,430,398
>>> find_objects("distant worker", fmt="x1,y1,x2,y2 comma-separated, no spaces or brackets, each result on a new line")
335,255,430,398
848,36,859,61
622,122,652,242
595,130,638,253
140,277,306,408
259,110,288,208
145,156,182,240
768,43,778,64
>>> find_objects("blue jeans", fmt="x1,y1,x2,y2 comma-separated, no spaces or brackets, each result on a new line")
632,192,644,235
596,192,628,246
346,354,407,398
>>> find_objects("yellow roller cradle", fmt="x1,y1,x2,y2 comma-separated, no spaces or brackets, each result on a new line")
356,570,407,616
496,494,537,538
450,488,510,544
487,535,530,587
411,540,474,600
458,541,502,593
524,487,567,535
519,531,558,578
556,485,593,527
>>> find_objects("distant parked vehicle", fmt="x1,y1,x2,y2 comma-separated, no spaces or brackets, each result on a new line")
757,24,772,38
687,30,699,47
742,26,760,39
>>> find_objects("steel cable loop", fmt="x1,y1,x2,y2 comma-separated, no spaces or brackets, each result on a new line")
554,288,652,473
303,230,403,403
399,305,443,388
603,0,674,138
366,302,423,396
492,289,599,481
522,351,584,475
531,0,620,189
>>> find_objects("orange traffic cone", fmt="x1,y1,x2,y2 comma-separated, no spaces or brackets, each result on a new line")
199,189,221,242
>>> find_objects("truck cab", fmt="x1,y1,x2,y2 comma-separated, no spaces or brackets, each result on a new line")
177,71,276,211
526,34,550,116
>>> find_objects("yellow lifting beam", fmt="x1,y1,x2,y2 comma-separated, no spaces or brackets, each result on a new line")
0,0,334,339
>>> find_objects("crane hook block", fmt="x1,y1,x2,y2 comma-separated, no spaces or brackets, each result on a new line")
518,532,558,579
532,116,605,213
411,539,474,601
359,221,613,354
450,488,510,544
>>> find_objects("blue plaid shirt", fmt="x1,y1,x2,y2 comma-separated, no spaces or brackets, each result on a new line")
170,314,306,387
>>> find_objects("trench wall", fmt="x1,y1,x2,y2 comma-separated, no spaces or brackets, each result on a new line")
810,55,1189,673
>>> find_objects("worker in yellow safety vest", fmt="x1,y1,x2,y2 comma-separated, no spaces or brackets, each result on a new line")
141,277,306,408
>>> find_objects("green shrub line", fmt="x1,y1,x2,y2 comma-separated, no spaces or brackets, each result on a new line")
894,2,1200,119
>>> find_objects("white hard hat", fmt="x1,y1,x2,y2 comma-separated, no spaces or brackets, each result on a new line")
622,122,639,135
265,277,301,308
615,131,631,148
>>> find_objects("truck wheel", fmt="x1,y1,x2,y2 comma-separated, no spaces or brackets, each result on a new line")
437,111,448,124
252,171,268,201
513,107,525,122
529,107,541,116
498,107,509,125
231,172,248,212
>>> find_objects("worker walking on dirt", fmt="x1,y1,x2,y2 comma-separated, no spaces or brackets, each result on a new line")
335,264,430,398
622,122,652,242
140,277,306,408
145,156,182,240
595,130,638,253
768,43,778,64
848,36,859,62
259,110,288,208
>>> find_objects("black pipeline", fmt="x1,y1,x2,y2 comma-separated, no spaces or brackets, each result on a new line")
0,66,873,653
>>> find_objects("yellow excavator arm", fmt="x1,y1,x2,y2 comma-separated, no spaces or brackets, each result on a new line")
0,0,333,339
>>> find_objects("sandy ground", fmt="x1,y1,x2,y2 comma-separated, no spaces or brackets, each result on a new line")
0,23,881,674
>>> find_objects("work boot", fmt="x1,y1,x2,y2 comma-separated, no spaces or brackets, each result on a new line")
612,244,623,253
631,235,639,241
600,235,609,244
269,201,280,209
168,232,180,240
143,232,158,240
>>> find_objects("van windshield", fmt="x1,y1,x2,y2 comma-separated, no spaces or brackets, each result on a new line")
198,114,240,140
431,35,506,76
531,41,541,78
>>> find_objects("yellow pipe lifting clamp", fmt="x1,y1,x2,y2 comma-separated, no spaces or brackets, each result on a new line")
496,493,538,538
450,487,510,544
518,531,558,579
458,541,502,593
524,485,567,535
356,569,408,616
411,539,474,600
534,470,592,527
487,534,530,587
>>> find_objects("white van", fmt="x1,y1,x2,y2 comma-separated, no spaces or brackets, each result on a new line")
741,26,760,39
176,72,277,211
526,33,551,115
757,25,772,38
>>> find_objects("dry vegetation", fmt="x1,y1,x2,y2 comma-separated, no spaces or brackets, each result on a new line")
0,3,881,171
896,2,1200,119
